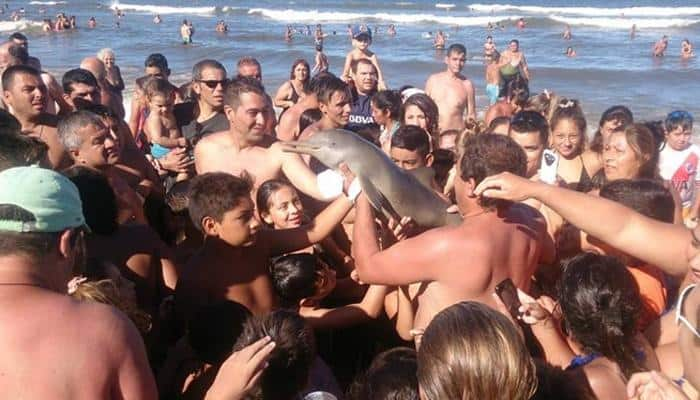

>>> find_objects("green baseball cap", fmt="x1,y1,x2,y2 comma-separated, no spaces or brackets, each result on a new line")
0,166,87,233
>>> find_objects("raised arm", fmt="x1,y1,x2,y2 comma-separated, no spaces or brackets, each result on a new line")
267,194,354,256
275,143,332,201
475,172,691,278
370,55,387,90
352,194,444,285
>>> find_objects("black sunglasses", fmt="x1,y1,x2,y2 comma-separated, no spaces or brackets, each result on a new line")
197,79,228,89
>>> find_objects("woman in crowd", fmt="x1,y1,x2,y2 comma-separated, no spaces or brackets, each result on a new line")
274,59,310,115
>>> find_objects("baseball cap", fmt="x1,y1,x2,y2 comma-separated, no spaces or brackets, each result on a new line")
0,166,87,233
351,25,372,41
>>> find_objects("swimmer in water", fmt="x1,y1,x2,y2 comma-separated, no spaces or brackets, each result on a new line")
87,17,96,29
434,30,446,50
653,35,668,57
153,14,161,24
630,24,637,39
566,47,577,57
285,25,293,42
517,18,526,29
563,24,572,40
483,35,496,61
681,38,694,59
387,24,396,36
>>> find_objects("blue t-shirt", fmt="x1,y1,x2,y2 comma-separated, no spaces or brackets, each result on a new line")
347,92,378,133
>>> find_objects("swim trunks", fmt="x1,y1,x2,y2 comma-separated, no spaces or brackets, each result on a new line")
486,84,499,105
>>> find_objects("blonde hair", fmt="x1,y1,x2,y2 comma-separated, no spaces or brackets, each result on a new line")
71,279,152,335
417,301,537,400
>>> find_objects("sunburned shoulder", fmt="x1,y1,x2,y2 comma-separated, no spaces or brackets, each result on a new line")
197,130,231,146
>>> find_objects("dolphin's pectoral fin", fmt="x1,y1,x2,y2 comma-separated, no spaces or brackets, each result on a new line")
360,177,402,222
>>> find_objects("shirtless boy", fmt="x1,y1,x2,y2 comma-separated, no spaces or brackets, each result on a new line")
341,26,387,90
298,75,351,140
425,43,476,132
276,72,332,141
0,166,156,399
175,171,358,318
2,64,70,169
353,134,550,335
195,77,334,201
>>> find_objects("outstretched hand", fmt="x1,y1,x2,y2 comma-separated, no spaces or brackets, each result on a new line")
474,172,540,202
205,336,276,400
387,216,417,241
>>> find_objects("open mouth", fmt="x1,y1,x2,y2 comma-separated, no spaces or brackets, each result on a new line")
279,141,321,155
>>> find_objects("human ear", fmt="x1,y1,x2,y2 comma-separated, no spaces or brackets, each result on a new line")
201,216,219,237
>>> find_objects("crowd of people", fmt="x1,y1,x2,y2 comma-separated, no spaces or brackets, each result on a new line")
0,22,698,400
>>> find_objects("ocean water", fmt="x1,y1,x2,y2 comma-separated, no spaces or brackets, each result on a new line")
5,0,700,127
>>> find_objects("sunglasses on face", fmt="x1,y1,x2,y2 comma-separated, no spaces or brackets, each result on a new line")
197,79,229,89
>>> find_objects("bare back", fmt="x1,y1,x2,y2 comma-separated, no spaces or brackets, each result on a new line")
0,288,156,399
411,204,544,330
425,71,475,131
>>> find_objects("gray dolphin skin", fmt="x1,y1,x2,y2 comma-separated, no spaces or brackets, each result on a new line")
280,129,462,228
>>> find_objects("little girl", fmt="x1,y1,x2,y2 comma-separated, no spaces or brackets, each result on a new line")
143,78,189,181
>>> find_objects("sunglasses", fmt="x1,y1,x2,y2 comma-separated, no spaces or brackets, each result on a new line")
197,79,228,89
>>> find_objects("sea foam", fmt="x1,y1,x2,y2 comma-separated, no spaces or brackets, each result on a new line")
0,20,43,32
468,4,700,17
110,2,216,15
549,15,699,29
28,1,67,5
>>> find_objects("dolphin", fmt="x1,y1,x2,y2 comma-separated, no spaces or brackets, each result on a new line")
280,129,462,228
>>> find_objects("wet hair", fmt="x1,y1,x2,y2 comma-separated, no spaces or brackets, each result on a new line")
1,64,40,91
460,134,526,210
223,76,266,110
559,253,644,378
269,253,321,309
400,93,439,140
590,105,633,153
348,347,419,400
62,68,98,94
417,301,537,400
298,108,321,134
63,166,118,235
447,43,467,56
187,172,252,232
188,301,252,365
317,75,349,105
288,58,310,84
371,90,402,121
143,76,175,101
350,58,376,75
599,179,674,224
664,110,693,133
504,75,530,107
0,133,47,171
57,110,105,152
144,53,169,73
233,310,316,400
256,179,297,218
8,32,27,42
609,123,660,181
391,125,431,158
509,110,550,146
191,59,226,81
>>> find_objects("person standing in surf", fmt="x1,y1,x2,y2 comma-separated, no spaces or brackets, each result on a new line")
499,39,530,97
180,20,192,45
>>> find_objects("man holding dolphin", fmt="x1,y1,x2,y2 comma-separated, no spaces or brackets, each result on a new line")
194,76,336,200
352,134,553,338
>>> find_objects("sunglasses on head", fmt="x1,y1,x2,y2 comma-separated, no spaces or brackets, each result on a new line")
197,79,229,89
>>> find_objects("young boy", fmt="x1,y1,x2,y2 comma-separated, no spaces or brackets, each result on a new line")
143,78,189,181
658,110,699,224
389,125,434,171
341,26,387,90
175,172,358,319
312,44,329,74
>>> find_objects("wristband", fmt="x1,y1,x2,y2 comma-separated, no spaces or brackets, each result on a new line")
345,178,362,203
316,169,344,200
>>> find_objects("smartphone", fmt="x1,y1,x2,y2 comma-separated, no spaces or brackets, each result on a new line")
539,149,559,185
495,278,522,319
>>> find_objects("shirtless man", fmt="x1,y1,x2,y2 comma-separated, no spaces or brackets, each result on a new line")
0,166,156,399
194,77,333,200
483,35,496,60
235,57,277,136
425,43,476,132
299,75,351,140
353,134,550,334
654,35,669,57
277,72,331,141
80,56,125,119
433,30,446,50
500,39,530,84
2,65,70,169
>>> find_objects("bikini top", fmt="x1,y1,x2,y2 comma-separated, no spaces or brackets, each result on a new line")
676,284,700,339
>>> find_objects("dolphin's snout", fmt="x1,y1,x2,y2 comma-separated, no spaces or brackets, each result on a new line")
279,141,321,155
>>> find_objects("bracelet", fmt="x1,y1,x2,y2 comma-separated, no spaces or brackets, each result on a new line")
345,178,362,203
